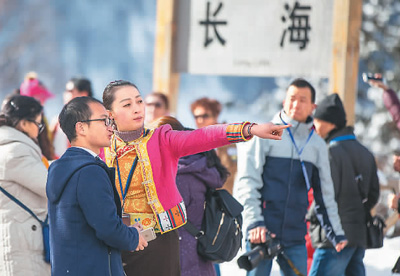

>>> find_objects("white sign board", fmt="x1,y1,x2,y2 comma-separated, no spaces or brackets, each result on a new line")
175,0,334,77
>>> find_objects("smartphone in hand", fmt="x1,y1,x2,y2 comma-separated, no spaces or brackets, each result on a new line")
122,213,131,226
140,227,156,242
362,73,383,82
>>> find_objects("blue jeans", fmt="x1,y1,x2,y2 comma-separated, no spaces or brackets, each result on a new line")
246,241,307,276
309,246,365,276
214,263,221,276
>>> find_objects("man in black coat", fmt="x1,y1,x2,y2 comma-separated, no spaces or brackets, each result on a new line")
308,93,380,276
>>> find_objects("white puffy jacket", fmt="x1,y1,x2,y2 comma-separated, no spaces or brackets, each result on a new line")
0,126,50,276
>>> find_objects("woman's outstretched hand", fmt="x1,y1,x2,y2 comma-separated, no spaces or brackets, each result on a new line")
249,123,290,140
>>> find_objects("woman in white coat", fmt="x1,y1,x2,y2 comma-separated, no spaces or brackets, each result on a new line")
0,95,50,275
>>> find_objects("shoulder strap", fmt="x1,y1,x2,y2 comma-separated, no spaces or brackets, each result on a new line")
183,188,215,239
0,186,45,225
336,140,371,219
0,161,99,226
183,221,204,239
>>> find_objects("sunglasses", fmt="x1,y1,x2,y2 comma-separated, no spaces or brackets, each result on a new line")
145,102,163,108
194,113,211,120
79,117,113,127
28,120,45,134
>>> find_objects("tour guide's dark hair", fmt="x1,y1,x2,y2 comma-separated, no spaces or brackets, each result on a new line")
288,78,316,103
103,80,139,110
0,95,43,128
59,96,103,142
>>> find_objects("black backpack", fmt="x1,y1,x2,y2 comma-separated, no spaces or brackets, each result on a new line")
183,188,243,263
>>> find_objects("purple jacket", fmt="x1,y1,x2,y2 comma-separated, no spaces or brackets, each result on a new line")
176,153,225,276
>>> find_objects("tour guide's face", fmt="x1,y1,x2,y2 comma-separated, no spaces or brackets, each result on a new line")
283,85,316,123
110,86,145,132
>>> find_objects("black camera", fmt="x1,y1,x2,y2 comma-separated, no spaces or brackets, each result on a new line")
237,232,282,271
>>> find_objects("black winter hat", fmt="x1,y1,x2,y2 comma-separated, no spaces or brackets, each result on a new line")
314,93,347,129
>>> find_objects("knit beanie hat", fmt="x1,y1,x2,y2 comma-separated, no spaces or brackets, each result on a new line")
314,93,347,129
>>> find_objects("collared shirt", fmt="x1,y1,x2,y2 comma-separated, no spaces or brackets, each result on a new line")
73,146,97,158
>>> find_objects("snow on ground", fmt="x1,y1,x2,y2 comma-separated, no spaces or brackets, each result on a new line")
220,237,400,276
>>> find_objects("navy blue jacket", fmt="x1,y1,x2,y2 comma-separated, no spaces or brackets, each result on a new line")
46,147,139,276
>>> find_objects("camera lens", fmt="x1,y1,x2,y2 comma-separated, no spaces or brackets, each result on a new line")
237,245,266,271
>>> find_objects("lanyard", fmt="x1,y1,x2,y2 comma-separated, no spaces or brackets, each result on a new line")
329,134,356,145
287,127,314,156
114,129,149,207
115,140,138,207
280,113,314,190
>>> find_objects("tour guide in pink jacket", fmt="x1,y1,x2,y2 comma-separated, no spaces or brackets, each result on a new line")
106,122,252,233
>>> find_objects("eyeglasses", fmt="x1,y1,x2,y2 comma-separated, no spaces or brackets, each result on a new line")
194,113,211,120
79,117,113,127
28,120,45,134
145,102,163,108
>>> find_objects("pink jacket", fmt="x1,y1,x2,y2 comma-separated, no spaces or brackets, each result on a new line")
106,122,249,233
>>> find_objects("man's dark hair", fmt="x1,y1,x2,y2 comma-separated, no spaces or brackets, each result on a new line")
69,77,93,97
288,78,316,103
59,97,103,142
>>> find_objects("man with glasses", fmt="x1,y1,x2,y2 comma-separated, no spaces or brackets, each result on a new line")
46,97,147,275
